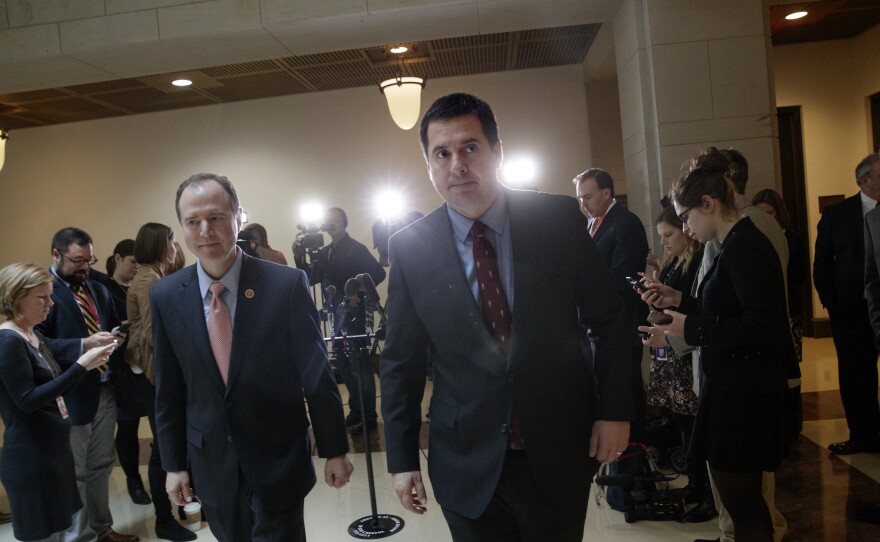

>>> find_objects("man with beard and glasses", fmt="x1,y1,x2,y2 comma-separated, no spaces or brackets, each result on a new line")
37,227,139,542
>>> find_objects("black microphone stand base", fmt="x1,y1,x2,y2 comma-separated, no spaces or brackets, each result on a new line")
348,514,404,538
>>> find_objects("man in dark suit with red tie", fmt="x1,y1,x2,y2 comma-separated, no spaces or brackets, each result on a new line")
380,93,633,541
151,173,352,541
574,169,649,438
37,227,139,542
816,152,880,454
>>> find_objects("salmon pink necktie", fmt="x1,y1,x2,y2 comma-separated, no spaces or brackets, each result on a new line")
208,281,232,385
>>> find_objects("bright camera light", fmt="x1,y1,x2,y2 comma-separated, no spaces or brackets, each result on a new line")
375,191,405,221
300,203,324,224
501,157,537,186
785,11,807,20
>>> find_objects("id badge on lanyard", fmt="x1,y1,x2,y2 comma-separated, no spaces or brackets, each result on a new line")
655,346,668,362
56,396,69,419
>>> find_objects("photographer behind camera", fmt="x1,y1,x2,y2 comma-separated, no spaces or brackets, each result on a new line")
240,223,288,265
293,207,386,435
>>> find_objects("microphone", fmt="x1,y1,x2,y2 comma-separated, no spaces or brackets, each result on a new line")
325,284,336,301
356,273,387,326
344,277,361,301
595,472,675,488
356,273,381,304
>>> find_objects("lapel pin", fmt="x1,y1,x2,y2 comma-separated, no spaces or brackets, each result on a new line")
245,289,255,299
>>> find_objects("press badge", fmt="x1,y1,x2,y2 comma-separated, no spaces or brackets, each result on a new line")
655,346,668,362
57,396,69,419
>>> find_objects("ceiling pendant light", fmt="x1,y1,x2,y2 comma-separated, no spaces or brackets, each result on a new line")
379,47,426,130
0,129,8,173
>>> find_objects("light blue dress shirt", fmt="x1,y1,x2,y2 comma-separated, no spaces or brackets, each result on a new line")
196,248,243,330
446,190,515,311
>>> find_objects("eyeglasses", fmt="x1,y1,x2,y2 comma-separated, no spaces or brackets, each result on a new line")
59,252,98,266
677,207,693,225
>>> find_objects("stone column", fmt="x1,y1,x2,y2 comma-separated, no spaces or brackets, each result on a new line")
611,0,778,232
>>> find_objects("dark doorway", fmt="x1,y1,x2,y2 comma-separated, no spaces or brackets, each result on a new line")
871,91,880,153
777,106,819,336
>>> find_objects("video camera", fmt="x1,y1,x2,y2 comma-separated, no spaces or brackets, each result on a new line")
595,472,686,523
236,230,258,258
295,223,330,252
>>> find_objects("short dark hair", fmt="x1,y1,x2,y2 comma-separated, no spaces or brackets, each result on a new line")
671,166,736,212
751,188,790,230
419,93,499,156
326,207,348,228
856,153,880,185
175,173,240,221
573,168,616,198
106,239,135,277
51,227,92,254
134,223,173,266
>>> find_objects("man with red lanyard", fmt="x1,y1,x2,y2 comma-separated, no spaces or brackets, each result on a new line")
575,169,649,439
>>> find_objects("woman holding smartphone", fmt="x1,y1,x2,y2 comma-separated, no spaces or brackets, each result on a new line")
126,223,194,541
640,166,792,542
0,263,115,541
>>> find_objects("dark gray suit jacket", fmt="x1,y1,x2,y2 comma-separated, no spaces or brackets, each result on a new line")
380,187,633,519
864,206,880,347
151,254,348,514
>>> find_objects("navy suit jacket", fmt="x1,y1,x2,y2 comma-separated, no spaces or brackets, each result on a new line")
591,202,649,339
151,254,348,514
814,194,868,318
36,276,120,425
380,187,633,519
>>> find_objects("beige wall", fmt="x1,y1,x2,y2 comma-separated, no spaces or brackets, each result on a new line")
0,65,589,292
773,23,880,317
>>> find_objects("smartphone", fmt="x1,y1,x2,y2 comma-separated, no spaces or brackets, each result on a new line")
647,310,673,326
626,276,645,287
113,322,131,335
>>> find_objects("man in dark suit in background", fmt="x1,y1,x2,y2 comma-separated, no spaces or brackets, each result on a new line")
37,227,138,542
814,152,880,455
381,93,633,541
151,173,352,541
574,168,649,438
293,207,386,435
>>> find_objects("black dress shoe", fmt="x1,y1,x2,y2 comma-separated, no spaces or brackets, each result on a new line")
345,415,361,428
155,518,197,541
349,420,378,436
126,477,152,505
684,496,718,523
828,439,880,455
857,507,880,525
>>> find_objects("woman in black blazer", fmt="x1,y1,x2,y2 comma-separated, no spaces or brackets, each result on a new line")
641,166,792,542
0,263,114,541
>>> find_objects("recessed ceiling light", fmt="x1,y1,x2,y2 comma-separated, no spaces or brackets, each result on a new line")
390,46,408,54
785,11,808,20
171,79,193,87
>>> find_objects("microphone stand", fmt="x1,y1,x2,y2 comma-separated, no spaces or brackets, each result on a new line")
338,300,403,539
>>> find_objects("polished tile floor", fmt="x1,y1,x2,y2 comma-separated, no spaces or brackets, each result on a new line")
0,337,878,541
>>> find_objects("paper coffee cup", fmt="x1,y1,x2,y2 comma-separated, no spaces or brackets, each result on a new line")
183,501,202,532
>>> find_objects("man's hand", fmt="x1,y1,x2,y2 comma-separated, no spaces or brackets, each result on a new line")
83,332,117,351
167,470,194,506
589,420,630,464
292,240,304,259
392,471,427,514
325,455,354,488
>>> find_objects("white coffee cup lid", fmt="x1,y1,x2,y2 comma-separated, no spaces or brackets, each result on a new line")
183,501,202,513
